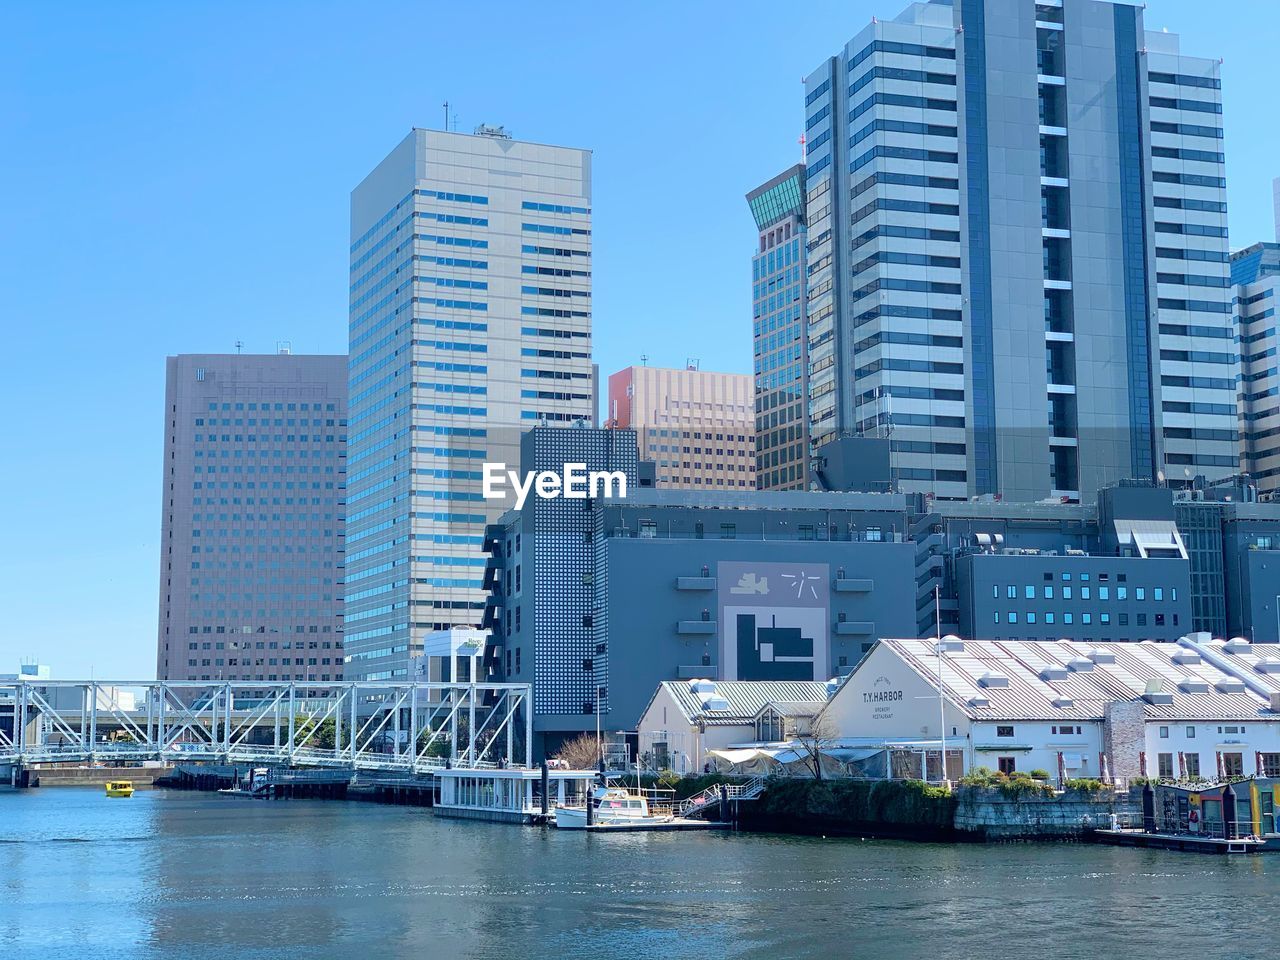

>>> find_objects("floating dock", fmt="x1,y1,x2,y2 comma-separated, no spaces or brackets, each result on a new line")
1092,828,1263,855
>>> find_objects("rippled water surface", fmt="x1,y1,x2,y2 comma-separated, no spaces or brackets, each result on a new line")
3,787,1277,959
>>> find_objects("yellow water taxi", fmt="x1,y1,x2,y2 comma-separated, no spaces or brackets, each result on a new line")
104,780,134,798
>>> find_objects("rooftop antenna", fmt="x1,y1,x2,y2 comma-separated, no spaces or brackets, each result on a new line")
235,340,244,355
686,358,700,371
640,353,648,367
799,132,807,164
442,101,449,130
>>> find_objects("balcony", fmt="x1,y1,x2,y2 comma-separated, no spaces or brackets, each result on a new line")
677,620,717,636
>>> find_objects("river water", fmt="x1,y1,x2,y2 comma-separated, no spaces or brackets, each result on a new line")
2,787,1277,959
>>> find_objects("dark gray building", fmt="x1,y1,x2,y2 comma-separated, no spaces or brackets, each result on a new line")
486,428,916,753
156,352,347,687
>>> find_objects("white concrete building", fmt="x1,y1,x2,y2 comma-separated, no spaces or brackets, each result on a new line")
637,679,831,774
815,637,1280,783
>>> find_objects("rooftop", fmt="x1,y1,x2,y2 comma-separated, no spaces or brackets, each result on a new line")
875,638,1276,722
654,680,830,726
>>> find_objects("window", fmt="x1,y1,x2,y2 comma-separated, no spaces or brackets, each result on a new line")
1159,725,1170,739
1081,587,1091,600
1063,586,1072,599
996,725,1014,738
1044,585,1054,599
1082,613,1092,625
1007,612,1018,624
1218,725,1242,734
1025,585,1035,599
1136,587,1145,600
1186,726,1195,738
1154,588,1164,601
638,519,657,538
1117,586,1127,600
1027,612,1037,624
1008,585,1017,599
1045,612,1055,624
1099,587,1109,601
720,523,737,539
1158,753,1174,779
1185,753,1201,779
1223,753,1244,777
1262,754,1280,778
1061,572,1072,581
1063,612,1073,624
997,756,1017,774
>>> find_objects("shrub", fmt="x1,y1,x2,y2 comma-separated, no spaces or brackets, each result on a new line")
1062,777,1105,794
1029,769,1050,781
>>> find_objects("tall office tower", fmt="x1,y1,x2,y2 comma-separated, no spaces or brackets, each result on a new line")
346,127,593,681
803,0,1234,503
1233,242,1280,496
748,164,811,490
606,365,755,490
156,353,347,686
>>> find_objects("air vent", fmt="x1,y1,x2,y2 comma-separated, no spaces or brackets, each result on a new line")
968,694,991,708
1171,650,1202,665
978,671,1009,688
1216,678,1246,693
1052,696,1075,708
1223,637,1251,654
1143,678,1173,704
1066,657,1094,672
1177,679,1209,694
1255,658,1280,675
689,679,717,693
938,635,965,653
1088,648,1117,664
1040,665,1069,681
701,696,730,712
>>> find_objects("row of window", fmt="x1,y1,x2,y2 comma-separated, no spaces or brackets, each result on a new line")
993,584,1176,601
994,611,1178,627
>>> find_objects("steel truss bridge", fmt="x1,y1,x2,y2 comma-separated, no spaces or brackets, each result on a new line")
0,680,533,774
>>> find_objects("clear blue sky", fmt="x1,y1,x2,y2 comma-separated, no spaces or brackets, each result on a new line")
1,1,1275,679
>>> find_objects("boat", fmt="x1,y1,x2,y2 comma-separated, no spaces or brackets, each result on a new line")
104,780,134,798
554,785,674,830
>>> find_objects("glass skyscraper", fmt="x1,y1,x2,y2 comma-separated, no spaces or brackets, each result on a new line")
803,0,1234,503
748,164,811,490
345,126,593,680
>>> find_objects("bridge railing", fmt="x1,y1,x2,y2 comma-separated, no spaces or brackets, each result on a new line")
0,679,533,774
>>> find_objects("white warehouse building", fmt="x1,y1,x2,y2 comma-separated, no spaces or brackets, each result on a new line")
819,636,1280,783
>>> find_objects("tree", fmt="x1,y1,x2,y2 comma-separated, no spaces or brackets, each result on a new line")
555,732,602,770
791,712,840,781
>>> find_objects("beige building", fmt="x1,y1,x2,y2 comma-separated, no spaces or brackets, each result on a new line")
607,365,755,490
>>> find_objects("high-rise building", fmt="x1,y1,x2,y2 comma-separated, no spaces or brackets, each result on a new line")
346,126,593,680
606,365,755,490
156,353,347,686
748,164,811,490
1233,241,1280,495
803,0,1234,504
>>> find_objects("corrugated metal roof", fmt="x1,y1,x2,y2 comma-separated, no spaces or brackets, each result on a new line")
882,639,1275,722
1199,640,1280,696
661,680,830,725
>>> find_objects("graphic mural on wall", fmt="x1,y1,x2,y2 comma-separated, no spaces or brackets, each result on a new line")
718,561,830,681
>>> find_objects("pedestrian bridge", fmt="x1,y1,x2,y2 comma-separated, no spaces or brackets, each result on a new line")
0,679,532,774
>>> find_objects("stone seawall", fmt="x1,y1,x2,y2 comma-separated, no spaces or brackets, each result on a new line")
954,787,1128,839
28,765,173,787
739,779,1134,842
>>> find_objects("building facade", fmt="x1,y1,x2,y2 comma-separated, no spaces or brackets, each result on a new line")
486,428,917,753
820,636,1280,783
606,365,755,490
748,164,811,490
1233,242,1280,495
802,0,1234,503
345,126,593,680
156,353,347,687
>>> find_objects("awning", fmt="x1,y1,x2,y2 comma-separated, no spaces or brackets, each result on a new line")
822,747,884,762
